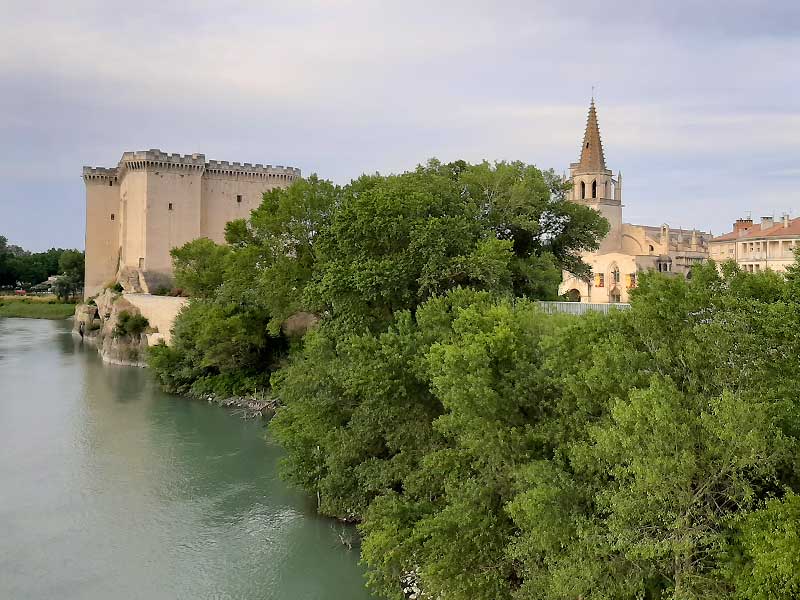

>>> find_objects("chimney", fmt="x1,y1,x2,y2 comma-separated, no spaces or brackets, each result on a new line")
783,214,790,228
760,216,774,230
734,218,753,236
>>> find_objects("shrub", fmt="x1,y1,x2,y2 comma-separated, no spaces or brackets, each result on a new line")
152,286,170,296
112,310,149,338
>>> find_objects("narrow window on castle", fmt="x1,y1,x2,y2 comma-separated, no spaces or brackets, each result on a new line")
168,203,173,211
591,180,597,198
110,213,115,221
236,194,243,203
580,181,586,199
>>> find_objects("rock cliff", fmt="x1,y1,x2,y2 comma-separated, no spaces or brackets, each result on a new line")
73,289,150,367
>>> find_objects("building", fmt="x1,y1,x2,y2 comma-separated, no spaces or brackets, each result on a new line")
710,215,800,273
558,100,711,303
83,150,300,298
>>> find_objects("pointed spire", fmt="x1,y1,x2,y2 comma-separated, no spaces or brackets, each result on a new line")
577,98,606,172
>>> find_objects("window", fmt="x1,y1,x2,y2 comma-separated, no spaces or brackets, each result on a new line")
168,203,173,211
626,273,636,288
595,273,605,287
580,181,586,199
110,213,115,221
108,181,113,187
591,180,597,199
236,194,243,203
649,244,654,253
612,267,620,284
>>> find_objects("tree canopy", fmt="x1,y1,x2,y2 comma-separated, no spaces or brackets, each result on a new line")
147,161,800,598
0,236,84,290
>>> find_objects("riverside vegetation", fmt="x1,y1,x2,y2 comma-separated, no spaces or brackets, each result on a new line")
0,296,77,319
149,160,800,600
0,236,85,301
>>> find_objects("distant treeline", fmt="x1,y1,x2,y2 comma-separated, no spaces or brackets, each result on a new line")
0,236,84,289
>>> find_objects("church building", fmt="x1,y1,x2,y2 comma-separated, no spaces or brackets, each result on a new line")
558,100,710,303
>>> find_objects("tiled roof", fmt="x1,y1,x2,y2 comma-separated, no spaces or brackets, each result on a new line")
712,217,800,242
711,230,742,242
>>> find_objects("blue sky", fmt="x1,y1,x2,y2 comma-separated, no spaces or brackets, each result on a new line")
1,0,798,250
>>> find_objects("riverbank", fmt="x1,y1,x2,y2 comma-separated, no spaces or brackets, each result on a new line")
0,296,76,319
203,392,282,419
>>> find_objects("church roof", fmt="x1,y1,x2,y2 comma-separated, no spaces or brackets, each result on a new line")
576,99,606,172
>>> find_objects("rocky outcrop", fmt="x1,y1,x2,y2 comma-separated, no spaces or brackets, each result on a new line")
74,289,150,367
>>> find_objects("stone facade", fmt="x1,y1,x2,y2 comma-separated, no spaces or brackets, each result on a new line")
559,101,711,303
710,215,800,273
83,150,300,298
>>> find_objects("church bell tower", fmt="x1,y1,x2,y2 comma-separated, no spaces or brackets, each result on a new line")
568,99,622,252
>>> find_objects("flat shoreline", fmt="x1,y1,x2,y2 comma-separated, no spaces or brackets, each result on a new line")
0,303,76,319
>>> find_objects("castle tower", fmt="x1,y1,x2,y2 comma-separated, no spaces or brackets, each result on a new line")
83,167,121,298
83,150,301,298
568,99,622,253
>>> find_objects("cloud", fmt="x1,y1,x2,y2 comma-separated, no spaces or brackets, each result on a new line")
1,0,798,249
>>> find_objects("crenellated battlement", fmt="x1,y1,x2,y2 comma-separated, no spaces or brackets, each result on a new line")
204,159,301,179
111,149,301,180
120,149,206,172
83,166,119,183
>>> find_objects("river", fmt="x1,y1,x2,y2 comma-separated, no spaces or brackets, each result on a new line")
0,318,377,600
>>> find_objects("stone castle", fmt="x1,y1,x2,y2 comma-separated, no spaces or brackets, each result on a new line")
83,150,300,298
559,100,711,303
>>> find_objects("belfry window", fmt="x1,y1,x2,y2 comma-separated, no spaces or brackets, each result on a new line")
591,180,597,199
580,181,586,199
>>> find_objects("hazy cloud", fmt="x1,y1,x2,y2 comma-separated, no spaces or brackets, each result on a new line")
1,0,798,248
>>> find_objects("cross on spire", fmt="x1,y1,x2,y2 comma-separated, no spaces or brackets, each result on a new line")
577,98,606,172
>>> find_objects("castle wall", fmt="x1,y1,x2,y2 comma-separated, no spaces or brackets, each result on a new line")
119,169,148,273
84,170,121,298
144,168,203,274
201,173,279,243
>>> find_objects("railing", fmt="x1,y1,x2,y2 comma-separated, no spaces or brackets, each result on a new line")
538,301,631,315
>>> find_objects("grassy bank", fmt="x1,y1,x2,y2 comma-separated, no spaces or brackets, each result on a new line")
0,296,76,319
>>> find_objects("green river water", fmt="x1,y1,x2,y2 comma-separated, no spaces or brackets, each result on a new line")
0,318,377,600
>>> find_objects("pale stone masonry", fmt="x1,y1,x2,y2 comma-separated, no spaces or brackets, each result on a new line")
83,150,300,298
559,100,711,303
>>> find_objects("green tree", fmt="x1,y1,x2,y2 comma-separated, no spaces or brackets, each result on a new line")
170,238,231,298
726,493,800,599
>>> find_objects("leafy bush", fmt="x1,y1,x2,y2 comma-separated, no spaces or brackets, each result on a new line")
112,310,149,338
148,299,285,396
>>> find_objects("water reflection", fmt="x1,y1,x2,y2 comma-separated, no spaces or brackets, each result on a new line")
0,318,374,600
